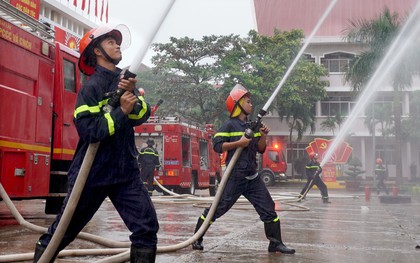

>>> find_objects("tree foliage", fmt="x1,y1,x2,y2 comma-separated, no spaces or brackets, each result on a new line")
150,35,239,124
149,29,328,132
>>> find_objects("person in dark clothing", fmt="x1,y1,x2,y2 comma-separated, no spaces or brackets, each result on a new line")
33,24,159,263
138,139,160,196
375,158,388,195
298,152,330,203
191,84,295,254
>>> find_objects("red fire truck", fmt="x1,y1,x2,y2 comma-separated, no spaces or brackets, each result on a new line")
257,143,287,186
134,117,222,196
220,140,287,186
0,2,81,213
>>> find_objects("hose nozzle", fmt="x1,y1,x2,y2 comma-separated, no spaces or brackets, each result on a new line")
103,69,137,113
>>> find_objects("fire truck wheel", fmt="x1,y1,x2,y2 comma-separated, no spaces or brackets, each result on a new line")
260,171,275,187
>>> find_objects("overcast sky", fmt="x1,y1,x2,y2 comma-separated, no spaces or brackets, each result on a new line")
108,0,257,68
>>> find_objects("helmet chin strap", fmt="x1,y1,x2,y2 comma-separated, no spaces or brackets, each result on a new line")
98,46,121,65
237,103,250,116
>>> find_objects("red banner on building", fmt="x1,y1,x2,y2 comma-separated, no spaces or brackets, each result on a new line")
10,0,40,19
306,138,353,182
306,138,352,164
55,26,80,51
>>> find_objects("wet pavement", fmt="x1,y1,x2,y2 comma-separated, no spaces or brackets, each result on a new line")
1,185,419,262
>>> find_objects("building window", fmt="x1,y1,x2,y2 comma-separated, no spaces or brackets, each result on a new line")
320,96,356,117
286,143,308,164
51,10,59,23
366,95,399,117
303,53,315,63
321,52,354,73
376,145,396,165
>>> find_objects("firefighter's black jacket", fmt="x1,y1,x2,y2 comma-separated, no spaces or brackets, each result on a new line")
213,118,263,176
305,160,322,178
68,66,150,186
138,146,160,169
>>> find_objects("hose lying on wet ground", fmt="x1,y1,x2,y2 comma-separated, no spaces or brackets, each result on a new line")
0,148,246,262
0,160,361,262
1,155,360,263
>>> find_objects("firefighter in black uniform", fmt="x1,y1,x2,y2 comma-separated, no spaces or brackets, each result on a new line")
33,25,159,262
375,158,388,195
298,152,330,203
191,84,295,254
138,139,160,196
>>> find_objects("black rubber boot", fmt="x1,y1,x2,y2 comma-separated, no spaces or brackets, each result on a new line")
130,245,156,263
33,242,57,263
322,196,331,203
264,221,295,254
192,216,207,250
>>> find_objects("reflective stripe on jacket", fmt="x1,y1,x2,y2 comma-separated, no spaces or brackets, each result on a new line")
213,118,262,175
68,66,151,187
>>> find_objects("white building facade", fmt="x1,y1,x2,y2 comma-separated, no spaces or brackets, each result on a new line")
254,0,420,180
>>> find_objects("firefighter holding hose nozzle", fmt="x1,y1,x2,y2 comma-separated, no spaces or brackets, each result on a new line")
298,152,330,203
33,24,159,262
192,84,295,254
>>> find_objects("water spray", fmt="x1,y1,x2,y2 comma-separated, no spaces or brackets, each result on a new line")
251,0,339,131
1,0,341,261
319,2,420,168
37,1,176,262
96,2,340,261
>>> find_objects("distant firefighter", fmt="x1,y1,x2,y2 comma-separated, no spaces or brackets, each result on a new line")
298,152,330,203
138,139,160,196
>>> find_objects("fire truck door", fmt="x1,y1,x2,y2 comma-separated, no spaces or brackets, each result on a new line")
36,61,54,144
61,57,79,151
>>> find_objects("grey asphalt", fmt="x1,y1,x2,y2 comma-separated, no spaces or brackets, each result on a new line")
0,185,419,262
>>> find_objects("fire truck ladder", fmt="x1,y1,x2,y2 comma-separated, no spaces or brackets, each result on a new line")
0,0,54,41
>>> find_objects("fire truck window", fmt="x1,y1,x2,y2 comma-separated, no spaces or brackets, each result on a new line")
268,150,280,163
80,72,87,86
182,137,191,167
63,59,76,93
199,140,209,170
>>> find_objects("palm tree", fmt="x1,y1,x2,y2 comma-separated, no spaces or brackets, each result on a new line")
343,7,416,184
279,104,316,179
321,113,345,136
321,116,337,135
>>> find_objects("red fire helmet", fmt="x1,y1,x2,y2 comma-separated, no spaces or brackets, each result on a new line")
225,84,250,117
309,152,319,159
78,24,131,76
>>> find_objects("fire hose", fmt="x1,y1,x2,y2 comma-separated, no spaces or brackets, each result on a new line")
296,169,322,201
0,0,339,261
37,1,177,262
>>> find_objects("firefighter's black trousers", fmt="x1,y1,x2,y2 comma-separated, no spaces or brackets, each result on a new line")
376,176,388,194
202,172,278,222
141,165,155,193
38,178,159,251
300,173,328,197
